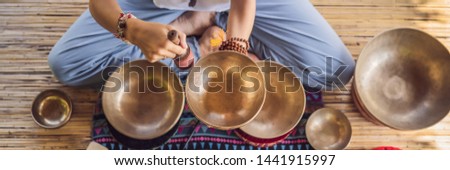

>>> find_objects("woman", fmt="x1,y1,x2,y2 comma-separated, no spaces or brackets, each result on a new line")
48,0,355,91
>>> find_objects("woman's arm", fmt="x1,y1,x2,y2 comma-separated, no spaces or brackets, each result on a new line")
89,0,122,34
226,0,256,41
88,0,187,62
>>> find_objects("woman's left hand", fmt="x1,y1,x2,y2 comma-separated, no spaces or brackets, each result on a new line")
199,26,226,57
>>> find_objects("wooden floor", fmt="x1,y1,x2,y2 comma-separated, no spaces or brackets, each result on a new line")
0,0,449,150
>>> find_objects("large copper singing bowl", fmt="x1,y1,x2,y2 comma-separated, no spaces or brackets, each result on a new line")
306,108,352,150
240,61,306,139
355,28,450,130
186,51,266,130
102,60,184,140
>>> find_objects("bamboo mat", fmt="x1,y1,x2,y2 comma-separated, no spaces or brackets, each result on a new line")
0,0,449,150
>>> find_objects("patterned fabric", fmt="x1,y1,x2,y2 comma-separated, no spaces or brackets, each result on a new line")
92,91,323,150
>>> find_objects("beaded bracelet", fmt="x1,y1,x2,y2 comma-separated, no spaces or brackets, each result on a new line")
219,41,247,55
114,12,136,43
228,37,249,50
219,38,249,55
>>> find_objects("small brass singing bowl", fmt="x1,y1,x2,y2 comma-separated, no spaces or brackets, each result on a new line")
186,51,266,130
240,61,306,139
306,108,352,150
355,28,450,130
31,89,73,129
102,60,184,140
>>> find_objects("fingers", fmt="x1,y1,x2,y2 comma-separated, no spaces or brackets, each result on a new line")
146,54,164,63
166,41,186,55
142,45,181,62
141,25,190,62
157,49,177,59
143,49,165,62
144,50,177,63
179,32,187,49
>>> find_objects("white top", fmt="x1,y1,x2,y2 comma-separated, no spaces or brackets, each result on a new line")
153,0,230,12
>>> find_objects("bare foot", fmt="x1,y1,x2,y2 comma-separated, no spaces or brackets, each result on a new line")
198,26,225,57
169,11,215,36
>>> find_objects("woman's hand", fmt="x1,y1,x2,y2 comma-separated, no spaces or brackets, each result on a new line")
199,26,225,57
89,0,186,62
126,19,187,62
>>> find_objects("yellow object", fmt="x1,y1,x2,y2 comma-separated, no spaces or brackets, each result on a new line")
210,28,226,47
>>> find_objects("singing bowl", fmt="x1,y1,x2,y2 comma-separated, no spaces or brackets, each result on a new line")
102,60,184,140
31,89,72,129
240,61,306,139
306,108,352,150
108,119,179,150
351,82,385,126
186,51,266,130
355,28,450,130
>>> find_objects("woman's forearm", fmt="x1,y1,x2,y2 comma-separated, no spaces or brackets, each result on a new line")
89,0,123,33
227,0,256,40
88,0,186,62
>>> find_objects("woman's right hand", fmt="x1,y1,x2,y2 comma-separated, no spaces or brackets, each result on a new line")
125,19,187,63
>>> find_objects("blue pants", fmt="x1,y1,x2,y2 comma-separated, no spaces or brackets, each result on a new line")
48,0,355,90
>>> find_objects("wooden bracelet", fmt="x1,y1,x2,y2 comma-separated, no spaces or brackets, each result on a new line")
229,37,250,50
219,42,247,55
219,38,249,55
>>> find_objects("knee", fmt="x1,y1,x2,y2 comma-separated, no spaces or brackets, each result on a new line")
302,49,355,90
330,54,355,88
322,42,355,89
48,45,82,87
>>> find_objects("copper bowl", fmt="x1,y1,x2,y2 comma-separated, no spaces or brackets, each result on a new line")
354,28,450,130
306,108,352,150
31,89,72,128
240,61,306,139
102,60,184,140
108,119,179,150
186,51,266,130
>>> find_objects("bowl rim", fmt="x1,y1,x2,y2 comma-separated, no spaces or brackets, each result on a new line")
354,27,450,130
31,89,73,129
240,60,306,139
305,108,352,150
102,60,185,140
185,51,266,130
